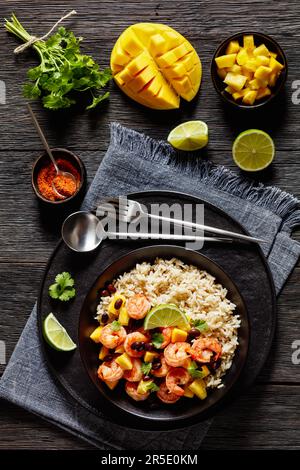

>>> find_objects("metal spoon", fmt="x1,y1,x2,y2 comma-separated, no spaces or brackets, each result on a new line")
62,211,232,252
27,103,77,199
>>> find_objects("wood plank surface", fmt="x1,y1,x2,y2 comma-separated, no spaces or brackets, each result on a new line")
0,0,300,450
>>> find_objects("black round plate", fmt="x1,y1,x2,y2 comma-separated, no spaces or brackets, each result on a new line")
37,190,276,430
79,245,249,427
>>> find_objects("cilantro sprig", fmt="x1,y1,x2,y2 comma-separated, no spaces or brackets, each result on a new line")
151,332,164,349
110,321,121,331
49,272,75,302
141,362,152,375
191,319,209,332
5,14,112,110
187,361,205,379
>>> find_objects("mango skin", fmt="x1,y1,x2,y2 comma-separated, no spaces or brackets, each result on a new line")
111,23,202,110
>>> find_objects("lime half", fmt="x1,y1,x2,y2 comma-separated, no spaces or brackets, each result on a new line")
43,313,76,352
232,129,275,172
167,120,208,151
144,304,189,330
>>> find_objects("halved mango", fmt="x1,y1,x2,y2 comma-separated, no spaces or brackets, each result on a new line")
111,23,201,109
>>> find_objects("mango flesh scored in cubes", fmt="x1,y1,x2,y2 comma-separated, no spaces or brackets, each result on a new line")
111,23,201,109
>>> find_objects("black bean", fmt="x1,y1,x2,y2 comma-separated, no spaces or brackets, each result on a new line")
137,342,145,352
101,313,109,324
131,341,140,350
144,342,154,352
189,328,201,339
103,355,113,362
152,361,161,370
107,283,116,294
114,298,123,310
152,356,161,364
144,375,150,380
100,289,109,297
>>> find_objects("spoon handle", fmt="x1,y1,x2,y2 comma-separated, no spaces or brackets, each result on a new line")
27,104,59,173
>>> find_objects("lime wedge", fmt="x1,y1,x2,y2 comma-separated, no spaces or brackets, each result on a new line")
232,129,275,171
144,304,189,330
43,313,76,352
167,120,208,151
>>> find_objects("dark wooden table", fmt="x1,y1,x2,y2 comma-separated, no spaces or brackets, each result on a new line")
0,0,300,450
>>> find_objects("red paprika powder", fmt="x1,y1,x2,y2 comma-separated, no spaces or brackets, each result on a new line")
37,158,80,201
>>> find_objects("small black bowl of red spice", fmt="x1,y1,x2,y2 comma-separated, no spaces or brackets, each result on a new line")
32,148,86,205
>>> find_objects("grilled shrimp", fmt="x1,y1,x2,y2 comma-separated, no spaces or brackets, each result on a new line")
190,337,222,363
160,327,173,349
99,323,126,349
164,342,191,367
166,367,190,397
123,358,143,382
151,356,171,378
124,332,149,357
97,360,124,382
127,294,151,320
157,381,180,404
125,381,150,401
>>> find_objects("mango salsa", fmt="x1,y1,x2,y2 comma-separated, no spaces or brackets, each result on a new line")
111,23,202,109
215,34,284,104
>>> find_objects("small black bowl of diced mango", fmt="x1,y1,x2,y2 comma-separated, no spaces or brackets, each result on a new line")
211,32,287,109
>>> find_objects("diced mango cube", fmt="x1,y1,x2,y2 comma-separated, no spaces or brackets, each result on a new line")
248,78,261,90
115,353,133,370
226,64,242,74
115,344,125,354
200,365,211,378
254,65,272,81
226,40,240,55
90,326,103,343
270,51,277,58
217,68,227,80
255,55,270,67
269,57,284,74
183,385,194,398
243,59,258,73
242,89,258,105
108,294,126,316
236,48,249,65
99,345,109,360
241,67,254,81
243,35,255,51
104,379,119,390
253,44,270,57
119,306,130,326
144,351,159,363
215,53,237,69
188,379,207,400
232,89,246,100
256,87,271,100
268,72,278,87
224,72,247,91
171,328,188,343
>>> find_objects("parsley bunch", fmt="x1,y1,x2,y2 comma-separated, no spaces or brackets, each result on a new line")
5,14,112,110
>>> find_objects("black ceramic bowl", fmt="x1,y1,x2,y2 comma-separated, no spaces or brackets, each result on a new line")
31,148,86,205
211,32,287,109
79,245,249,428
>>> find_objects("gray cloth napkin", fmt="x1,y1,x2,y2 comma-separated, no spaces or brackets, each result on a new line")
1,123,300,450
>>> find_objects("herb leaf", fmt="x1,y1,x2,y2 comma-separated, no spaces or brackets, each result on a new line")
151,332,164,349
110,321,121,331
188,361,205,379
147,382,160,393
49,272,76,302
141,362,152,375
5,15,112,110
191,319,209,332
